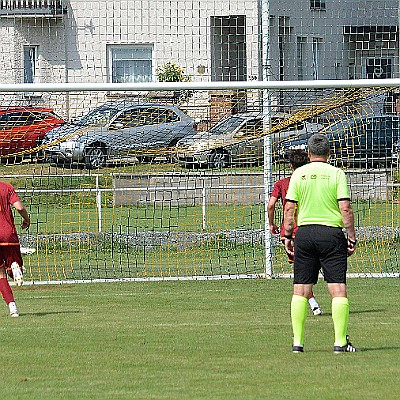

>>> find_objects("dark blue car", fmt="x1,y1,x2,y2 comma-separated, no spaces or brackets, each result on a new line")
279,115,400,168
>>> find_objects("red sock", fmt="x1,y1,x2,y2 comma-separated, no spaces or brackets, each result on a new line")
0,277,14,304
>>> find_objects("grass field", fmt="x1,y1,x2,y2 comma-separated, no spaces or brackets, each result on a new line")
2,278,400,399
3,161,399,281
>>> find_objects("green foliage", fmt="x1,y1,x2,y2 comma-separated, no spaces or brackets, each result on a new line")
156,62,192,82
155,62,193,103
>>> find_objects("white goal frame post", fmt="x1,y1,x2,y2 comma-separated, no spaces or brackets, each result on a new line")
1,78,400,283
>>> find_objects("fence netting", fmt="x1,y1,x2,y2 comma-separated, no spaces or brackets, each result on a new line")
0,0,398,282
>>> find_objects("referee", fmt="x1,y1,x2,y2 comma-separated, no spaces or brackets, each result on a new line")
284,133,358,353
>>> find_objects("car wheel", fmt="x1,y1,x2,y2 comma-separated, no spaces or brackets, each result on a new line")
84,146,107,169
208,150,230,169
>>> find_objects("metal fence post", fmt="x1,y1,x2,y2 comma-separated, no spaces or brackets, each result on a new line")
95,175,102,233
202,185,207,230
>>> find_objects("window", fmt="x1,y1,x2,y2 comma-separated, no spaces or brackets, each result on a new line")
0,112,41,130
240,120,263,136
310,0,326,10
209,116,244,135
365,58,392,79
113,108,180,128
161,109,180,123
23,46,38,83
296,37,306,80
138,108,180,125
108,45,153,83
210,15,247,81
113,110,141,128
312,38,321,80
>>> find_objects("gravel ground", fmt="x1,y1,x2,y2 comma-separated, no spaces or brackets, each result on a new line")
19,225,400,251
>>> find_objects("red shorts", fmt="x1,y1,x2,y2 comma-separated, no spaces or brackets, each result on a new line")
0,245,23,279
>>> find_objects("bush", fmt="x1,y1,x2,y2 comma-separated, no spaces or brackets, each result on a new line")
156,62,192,83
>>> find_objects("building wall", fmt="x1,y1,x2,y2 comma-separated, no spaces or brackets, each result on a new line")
269,0,399,81
63,0,259,84
0,0,398,117
0,1,398,84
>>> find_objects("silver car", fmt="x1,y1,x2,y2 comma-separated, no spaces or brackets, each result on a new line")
176,112,322,169
43,102,196,169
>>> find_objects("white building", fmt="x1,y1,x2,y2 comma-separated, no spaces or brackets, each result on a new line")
0,0,398,115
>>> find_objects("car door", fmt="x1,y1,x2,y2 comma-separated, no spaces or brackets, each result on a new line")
125,107,167,150
326,119,361,166
0,112,35,153
105,108,143,154
105,107,182,155
352,118,368,164
20,111,62,149
232,118,263,162
137,107,183,149
371,117,400,165
365,118,383,164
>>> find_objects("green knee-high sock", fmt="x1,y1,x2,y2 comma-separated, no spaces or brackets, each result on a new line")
332,297,350,347
291,295,308,346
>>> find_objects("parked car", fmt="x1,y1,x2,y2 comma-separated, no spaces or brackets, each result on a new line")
0,106,65,158
43,102,197,169
278,115,400,167
176,112,321,169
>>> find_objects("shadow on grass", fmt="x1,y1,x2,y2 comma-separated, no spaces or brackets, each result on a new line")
20,311,80,317
359,347,400,352
316,309,385,317
351,309,385,314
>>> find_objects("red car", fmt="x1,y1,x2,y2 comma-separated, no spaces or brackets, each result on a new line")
0,106,65,157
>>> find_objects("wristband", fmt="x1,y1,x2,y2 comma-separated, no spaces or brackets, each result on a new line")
348,238,357,245
284,234,293,239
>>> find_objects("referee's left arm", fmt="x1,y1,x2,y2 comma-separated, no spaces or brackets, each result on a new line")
283,200,296,258
283,200,296,238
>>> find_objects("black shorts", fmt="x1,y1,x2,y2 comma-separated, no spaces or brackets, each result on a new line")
293,225,347,284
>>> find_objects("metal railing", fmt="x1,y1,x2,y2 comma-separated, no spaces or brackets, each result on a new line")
10,173,398,233
0,0,66,15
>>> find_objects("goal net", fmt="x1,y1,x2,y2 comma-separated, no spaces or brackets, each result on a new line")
0,0,398,283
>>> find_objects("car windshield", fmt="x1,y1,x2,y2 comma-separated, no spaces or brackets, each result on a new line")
321,119,361,135
209,116,245,135
76,106,120,126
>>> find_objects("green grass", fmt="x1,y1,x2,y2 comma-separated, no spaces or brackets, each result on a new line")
27,203,264,234
3,278,400,399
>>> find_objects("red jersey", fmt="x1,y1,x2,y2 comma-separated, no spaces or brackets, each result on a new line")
0,182,20,245
270,177,298,238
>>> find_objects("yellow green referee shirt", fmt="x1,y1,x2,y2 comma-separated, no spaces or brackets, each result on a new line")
286,161,351,228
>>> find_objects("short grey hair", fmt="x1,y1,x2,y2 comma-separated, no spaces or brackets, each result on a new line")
308,134,330,156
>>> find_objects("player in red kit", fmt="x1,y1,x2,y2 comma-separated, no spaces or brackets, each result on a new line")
0,181,30,317
267,149,323,315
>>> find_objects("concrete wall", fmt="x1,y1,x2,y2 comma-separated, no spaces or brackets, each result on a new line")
113,170,391,207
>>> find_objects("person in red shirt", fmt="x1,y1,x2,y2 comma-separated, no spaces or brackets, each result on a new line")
0,181,30,317
267,149,323,315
